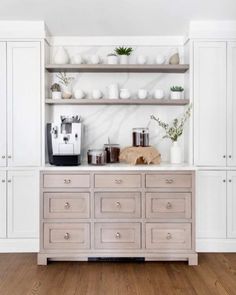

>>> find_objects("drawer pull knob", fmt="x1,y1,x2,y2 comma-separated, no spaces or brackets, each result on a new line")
165,179,174,184
116,201,121,208
166,233,172,240
1,155,5,159
1,179,5,183
64,233,70,240
115,179,123,184
115,232,121,239
166,202,172,209
64,202,70,209
64,179,71,184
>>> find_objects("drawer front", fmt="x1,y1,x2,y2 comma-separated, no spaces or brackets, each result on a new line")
146,223,191,250
44,223,90,249
43,174,90,188
94,174,141,188
44,193,90,219
146,174,192,188
95,192,141,218
95,223,141,249
146,193,191,219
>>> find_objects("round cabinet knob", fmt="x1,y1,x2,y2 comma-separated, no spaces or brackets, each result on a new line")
229,179,232,183
166,233,172,240
115,179,123,184
8,155,11,159
1,179,5,183
229,155,232,159
223,155,226,158
64,233,70,240
7,179,11,183
64,202,70,209
64,179,71,184
116,201,121,208
115,232,121,239
166,202,172,209
1,155,5,159
223,179,226,183
165,179,174,184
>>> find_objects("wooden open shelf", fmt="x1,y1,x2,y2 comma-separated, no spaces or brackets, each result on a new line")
45,98,190,105
45,64,189,73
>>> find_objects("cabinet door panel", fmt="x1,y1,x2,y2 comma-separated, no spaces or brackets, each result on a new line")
227,42,236,166
196,171,226,238
194,42,227,166
7,170,39,238
0,171,6,237
7,42,41,167
0,42,6,167
227,171,236,238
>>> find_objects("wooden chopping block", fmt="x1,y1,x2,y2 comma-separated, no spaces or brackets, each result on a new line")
119,146,161,165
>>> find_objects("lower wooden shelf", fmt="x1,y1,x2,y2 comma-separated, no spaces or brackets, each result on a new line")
45,98,190,105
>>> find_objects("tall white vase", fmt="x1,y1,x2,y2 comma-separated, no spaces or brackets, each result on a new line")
53,47,69,64
170,141,182,164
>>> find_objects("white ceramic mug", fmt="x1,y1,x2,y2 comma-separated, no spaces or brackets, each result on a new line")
90,55,100,64
120,89,130,99
156,55,166,65
154,89,165,99
71,54,83,64
92,89,103,99
74,89,85,99
137,55,147,65
138,89,148,99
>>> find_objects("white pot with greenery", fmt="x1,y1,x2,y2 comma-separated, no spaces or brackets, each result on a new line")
151,105,192,164
115,46,133,64
57,72,74,99
50,83,61,100
170,86,184,100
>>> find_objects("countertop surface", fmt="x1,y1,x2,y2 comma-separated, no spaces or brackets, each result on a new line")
41,162,196,171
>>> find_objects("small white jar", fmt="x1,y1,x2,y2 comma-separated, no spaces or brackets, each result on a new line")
90,55,100,64
154,89,165,99
170,91,184,100
92,89,103,99
107,54,118,65
71,54,83,64
74,89,86,99
156,55,166,65
137,55,147,65
120,89,130,99
52,91,62,100
138,89,148,99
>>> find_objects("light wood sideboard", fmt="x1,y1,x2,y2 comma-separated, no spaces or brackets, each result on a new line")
38,170,197,265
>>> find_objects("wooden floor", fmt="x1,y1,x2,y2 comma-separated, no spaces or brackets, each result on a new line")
0,254,236,295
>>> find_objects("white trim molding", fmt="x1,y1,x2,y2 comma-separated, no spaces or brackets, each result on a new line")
0,239,39,253
197,239,236,252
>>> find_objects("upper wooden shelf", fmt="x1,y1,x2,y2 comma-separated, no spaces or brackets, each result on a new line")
45,64,189,73
45,99,190,106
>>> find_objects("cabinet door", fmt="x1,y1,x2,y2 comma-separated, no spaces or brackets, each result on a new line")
227,42,236,166
7,170,39,238
227,171,236,238
7,42,41,167
194,42,227,166
0,171,6,238
0,42,7,167
196,170,226,238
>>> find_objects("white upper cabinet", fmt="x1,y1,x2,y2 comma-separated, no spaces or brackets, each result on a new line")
0,171,6,238
227,171,236,238
0,43,7,167
196,170,227,239
194,42,227,166
7,42,41,167
7,170,39,238
227,42,236,167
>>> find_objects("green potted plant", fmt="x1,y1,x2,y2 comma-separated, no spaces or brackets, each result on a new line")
56,72,74,99
170,86,184,100
151,105,192,164
50,83,61,100
115,46,133,64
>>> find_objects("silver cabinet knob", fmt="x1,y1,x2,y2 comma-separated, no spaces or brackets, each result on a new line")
166,233,172,240
229,155,232,158
223,179,226,183
64,233,70,240
229,179,232,183
115,232,121,239
116,201,121,208
8,155,11,159
7,179,11,183
1,155,5,159
1,179,5,183
115,179,123,184
64,179,71,184
223,155,226,158
166,202,172,209
64,202,70,209
165,179,174,184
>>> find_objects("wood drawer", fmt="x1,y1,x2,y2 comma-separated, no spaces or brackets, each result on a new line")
146,193,191,219
94,174,141,188
146,174,192,188
43,174,90,188
44,223,90,249
44,193,90,219
95,192,141,218
146,223,191,250
94,223,141,249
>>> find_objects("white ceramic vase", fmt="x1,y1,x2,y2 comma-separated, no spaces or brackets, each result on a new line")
119,55,129,64
53,47,69,64
61,85,72,99
170,141,182,164
108,84,119,99
171,91,183,100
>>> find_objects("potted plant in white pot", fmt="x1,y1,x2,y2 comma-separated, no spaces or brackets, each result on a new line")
170,86,184,100
151,105,192,164
50,83,61,100
56,72,74,99
115,46,133,64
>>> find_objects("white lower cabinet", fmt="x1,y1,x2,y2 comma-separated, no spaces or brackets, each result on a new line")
227,171,236,238
7,170,39,238
0,171,6,237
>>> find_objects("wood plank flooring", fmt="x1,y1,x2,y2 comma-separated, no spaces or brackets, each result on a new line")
0,254,236,295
